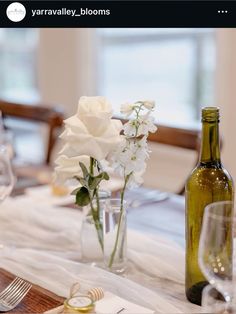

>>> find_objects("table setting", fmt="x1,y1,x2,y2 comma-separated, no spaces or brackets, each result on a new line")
0,97,234,313
0,186,197,313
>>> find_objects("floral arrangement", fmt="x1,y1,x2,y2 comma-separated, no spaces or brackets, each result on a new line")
55,96,122,250
55,96,157,268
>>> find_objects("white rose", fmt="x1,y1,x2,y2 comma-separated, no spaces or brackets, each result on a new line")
78,96,112,118
77,96,113,135
59,96,123,161
54,155,90,183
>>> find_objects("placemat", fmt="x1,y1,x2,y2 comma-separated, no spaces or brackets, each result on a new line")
0,268,64,313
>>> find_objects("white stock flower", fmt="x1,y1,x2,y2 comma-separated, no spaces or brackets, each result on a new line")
130,136,149,160
59,96,123,161
123,115,157,138
124,156,146,177
123,120,137,137
127,170,145,189
138,114,157,136
54,155,90,183
111,138,147,178
143,100,155,110
112,99,157,190
120,102,135,117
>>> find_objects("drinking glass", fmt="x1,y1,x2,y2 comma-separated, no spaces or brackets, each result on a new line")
199,201,235,304
0,145,15,201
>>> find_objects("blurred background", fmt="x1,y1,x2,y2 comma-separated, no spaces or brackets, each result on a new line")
0,28,235,192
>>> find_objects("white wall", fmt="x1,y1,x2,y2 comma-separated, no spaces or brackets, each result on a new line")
216,29,236,182
38,29,98,116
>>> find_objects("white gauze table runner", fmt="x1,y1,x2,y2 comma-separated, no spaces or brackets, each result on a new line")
0,192,199,313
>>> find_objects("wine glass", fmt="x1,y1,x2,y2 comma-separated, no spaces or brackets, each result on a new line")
0,145,15,201
0,111,15,160
200,284,236,314
199,201,235,304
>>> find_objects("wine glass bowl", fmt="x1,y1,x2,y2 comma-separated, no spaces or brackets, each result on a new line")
0,145,15,201
199,201,234,302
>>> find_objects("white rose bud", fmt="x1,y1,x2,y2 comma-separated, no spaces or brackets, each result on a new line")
143,100,155,110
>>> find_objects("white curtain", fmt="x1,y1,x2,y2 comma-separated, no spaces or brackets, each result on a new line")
216,28,236,183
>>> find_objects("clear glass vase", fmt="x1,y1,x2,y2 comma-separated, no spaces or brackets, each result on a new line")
80,190,110,266
80,215,103,265
102,198,127,274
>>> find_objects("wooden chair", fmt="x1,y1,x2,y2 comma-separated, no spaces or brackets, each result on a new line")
0,100,64,164
147,124,200,194
148,124,200,152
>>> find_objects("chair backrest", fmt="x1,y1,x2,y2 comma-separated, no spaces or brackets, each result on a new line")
148,124,200,150
148,124,200,194
0,100,64,164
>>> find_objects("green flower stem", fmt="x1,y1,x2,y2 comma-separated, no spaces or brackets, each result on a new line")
89,157,103,251
108,174,130,268
89,198,103,251
90,157,94,175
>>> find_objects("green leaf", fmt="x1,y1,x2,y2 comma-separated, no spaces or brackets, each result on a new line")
102,172,110,180
88,172,110,190
79,162,89,178
71,187,81,195
74,175,87,187
88,177,100,190
75,187,90,206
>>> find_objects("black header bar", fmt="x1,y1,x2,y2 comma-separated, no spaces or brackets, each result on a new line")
1,1,236,28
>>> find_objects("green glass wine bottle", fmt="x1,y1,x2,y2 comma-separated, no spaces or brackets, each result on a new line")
185,107,234,305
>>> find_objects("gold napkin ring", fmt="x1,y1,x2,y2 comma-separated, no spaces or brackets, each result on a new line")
64,295,94,313
63,282,104,313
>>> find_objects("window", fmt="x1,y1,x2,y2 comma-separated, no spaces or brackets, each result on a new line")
98,28,216,128
0,28,39,102
0,29,42,163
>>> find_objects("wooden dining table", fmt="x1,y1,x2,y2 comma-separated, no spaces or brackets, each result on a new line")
0,175,192,313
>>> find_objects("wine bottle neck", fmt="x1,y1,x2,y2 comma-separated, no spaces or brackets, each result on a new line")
200,121,221,165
